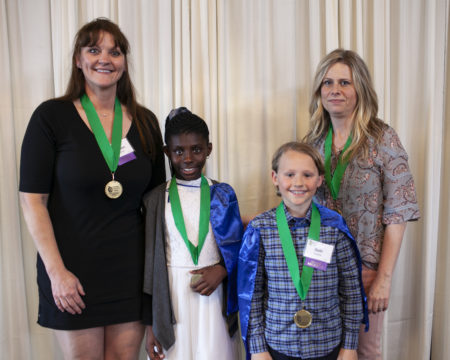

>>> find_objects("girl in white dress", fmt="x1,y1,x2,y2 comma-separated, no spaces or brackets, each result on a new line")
143,107,243,360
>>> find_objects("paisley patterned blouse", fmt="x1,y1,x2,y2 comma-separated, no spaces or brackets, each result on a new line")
313,123,420,269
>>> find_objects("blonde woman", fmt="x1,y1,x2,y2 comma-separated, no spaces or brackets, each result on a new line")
304,49,419,360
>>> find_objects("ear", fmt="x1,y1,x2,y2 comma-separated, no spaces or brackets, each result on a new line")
76,56,81,69
317,174,324,187
163,145,170,157
271,170,279,187
207,143,212,156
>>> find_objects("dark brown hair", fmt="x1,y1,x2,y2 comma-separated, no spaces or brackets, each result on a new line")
59,18,162,161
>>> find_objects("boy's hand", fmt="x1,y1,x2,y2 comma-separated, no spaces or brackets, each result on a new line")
190,264,227,296
251,352,273,360
337,348,357,360
145,326,165,359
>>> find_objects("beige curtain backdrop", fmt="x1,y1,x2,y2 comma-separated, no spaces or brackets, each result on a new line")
1,0,448,359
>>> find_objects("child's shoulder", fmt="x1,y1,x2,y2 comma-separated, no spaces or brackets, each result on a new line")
248,207,278,229
314,203,354,241
143,181,168,207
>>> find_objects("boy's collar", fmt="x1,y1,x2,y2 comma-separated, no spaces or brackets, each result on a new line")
283,202,313,224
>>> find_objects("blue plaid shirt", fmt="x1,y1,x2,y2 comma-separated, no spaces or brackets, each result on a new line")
247,204,363,358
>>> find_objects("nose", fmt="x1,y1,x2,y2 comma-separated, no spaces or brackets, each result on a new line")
293,175,303,187
330,83,341,95
183,151,193,163
98,51,111,64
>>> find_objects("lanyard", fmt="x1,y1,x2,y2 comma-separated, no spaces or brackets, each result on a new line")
276,202,320,301
81,93,122,173
324,126,352,200
169,175,211,265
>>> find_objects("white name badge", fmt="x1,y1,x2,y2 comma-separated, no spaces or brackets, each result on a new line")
118,138,136,165
303,239,334,264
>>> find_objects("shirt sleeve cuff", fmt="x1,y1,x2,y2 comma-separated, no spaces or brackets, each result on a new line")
341,330,359,349
249,335,268,354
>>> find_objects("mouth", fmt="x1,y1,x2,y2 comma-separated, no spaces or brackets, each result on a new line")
290,190,307,196
95,69,113,73
181,168,197,174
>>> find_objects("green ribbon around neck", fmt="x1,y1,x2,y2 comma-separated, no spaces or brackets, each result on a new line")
324,125,352,200
169,175,211,265
81,93,122,173
276,202,321,301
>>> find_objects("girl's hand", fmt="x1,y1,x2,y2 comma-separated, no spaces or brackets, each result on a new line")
146,326,165,359
49,268,85,314
190,264,227,296
251,352,272,360
337,348,357,360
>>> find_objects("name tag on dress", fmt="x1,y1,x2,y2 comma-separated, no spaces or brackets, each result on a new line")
303,239,334,271
118,138,136,165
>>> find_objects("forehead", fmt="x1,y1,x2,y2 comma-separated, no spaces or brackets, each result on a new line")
167,132,208,147
278,150,318,171
324,62,353,79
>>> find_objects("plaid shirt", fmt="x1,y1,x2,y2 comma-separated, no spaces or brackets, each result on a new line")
247,204,363,358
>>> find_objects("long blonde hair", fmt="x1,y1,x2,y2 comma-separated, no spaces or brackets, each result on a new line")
303,49,384,160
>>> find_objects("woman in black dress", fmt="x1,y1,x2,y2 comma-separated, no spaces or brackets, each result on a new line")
19,18,165,359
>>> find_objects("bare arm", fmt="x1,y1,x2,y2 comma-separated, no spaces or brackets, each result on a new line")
19,192,85,314
251,352,272,360
367,222,406,313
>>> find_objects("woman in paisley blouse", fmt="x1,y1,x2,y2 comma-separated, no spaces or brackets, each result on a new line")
304,49,420,360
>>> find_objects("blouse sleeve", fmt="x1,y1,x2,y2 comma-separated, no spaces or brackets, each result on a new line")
19,101,57,193
377,126,420,225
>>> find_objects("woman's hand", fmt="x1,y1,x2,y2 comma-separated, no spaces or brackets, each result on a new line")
49,267,85,314
146,326,165,359
251,352,272,360
366,271,391,313
337,348,357,360
190,264,227,296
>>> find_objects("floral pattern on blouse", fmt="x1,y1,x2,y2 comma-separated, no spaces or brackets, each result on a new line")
314,123,420,269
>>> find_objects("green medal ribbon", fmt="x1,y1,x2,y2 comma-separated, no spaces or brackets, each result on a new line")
276,202,321,301
169,175,211,265
324,126,352,200
81,93,122,173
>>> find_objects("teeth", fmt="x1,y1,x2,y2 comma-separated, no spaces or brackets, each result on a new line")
97,69,111,73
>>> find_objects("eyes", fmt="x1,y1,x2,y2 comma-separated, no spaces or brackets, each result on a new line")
322,79,352,87
284,172,315,178
173,147,204,156
86,47,122,57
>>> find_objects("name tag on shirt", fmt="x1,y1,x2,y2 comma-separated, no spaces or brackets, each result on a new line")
118,138,136,166
303,239,334,271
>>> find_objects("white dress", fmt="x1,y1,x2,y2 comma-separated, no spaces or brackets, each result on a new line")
162,177,238,360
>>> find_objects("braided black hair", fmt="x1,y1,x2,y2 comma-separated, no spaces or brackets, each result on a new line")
164,107,210,145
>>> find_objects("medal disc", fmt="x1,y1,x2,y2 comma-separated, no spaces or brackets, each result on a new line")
294,309,312,328
105,180,123,199
190,274,203,287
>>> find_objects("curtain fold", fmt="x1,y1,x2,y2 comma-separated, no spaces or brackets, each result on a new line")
1,0,448,359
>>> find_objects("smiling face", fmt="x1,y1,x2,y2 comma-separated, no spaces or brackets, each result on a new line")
76,31,126,93
321,62,358,122
164,132,212,181
272,150,323,218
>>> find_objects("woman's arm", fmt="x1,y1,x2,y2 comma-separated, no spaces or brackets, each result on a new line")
366,222,406,313
19,192,85,314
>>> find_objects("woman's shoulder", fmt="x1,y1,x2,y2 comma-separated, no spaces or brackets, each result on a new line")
372,121,408,158
32,98,73,117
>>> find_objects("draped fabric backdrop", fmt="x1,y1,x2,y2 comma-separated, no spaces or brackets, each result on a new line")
1,0,448,359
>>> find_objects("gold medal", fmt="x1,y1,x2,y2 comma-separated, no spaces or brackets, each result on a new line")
105,180,123,199
294,309,312,328
190,274,202,287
